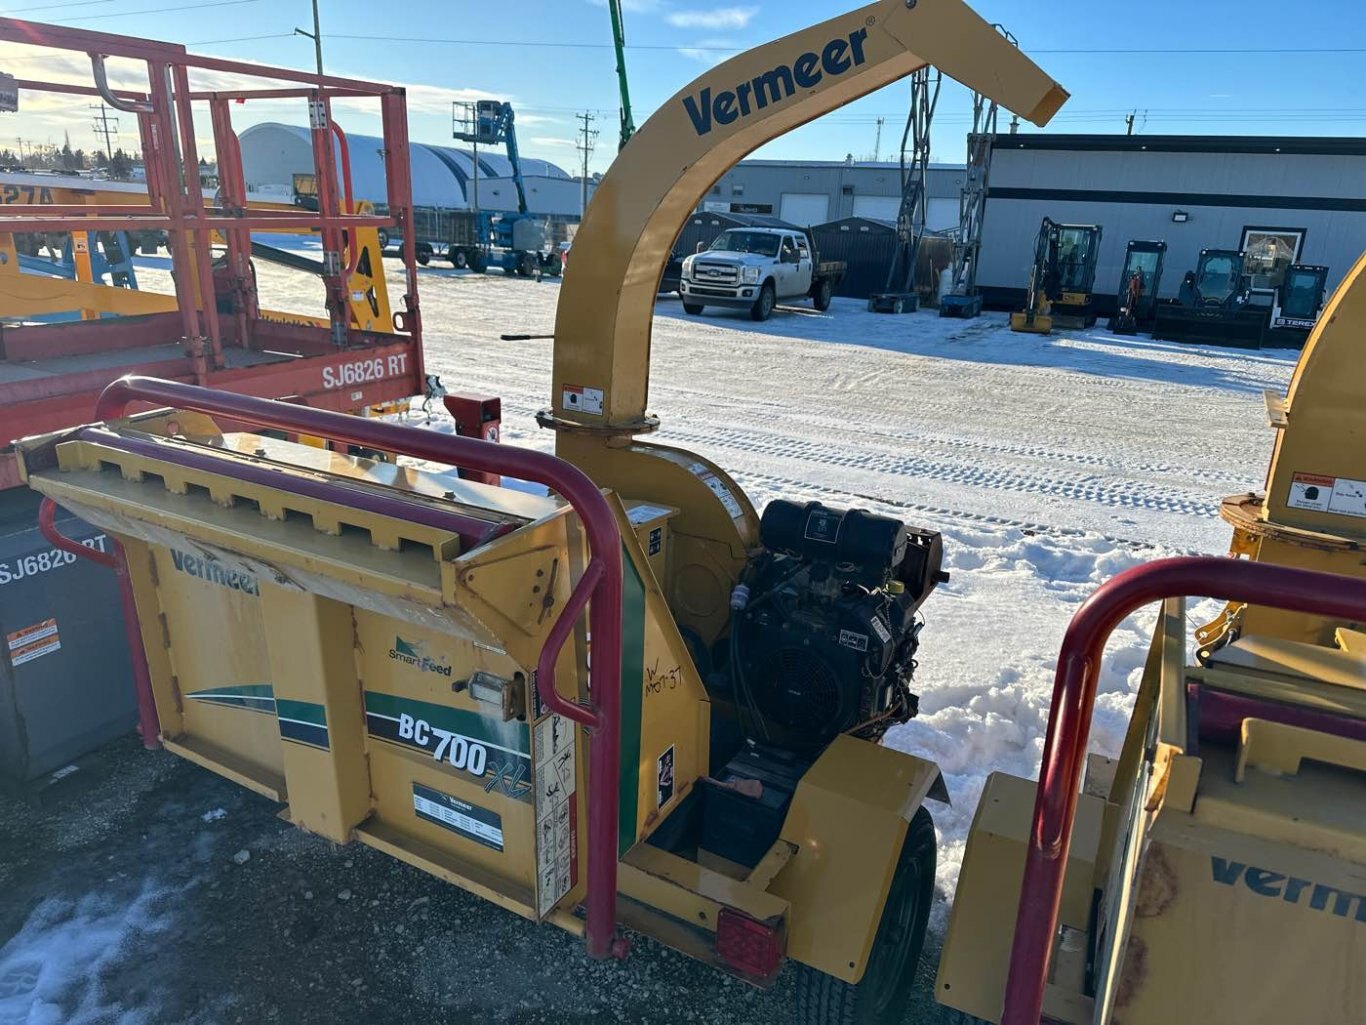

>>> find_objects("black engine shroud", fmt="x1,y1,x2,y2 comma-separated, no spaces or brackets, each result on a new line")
727,500,946,750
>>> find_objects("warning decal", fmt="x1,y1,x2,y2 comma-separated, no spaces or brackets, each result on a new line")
533,713,578,918
7,618,60,667
562,384,604,416
1287,472,1366,519
688,461,745,520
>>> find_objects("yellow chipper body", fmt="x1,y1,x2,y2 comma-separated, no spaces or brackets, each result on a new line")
23,3,1366,1024
937,252,1366,1025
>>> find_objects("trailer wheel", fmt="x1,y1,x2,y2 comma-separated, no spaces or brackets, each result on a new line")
682,302,704,315
377,228,391,251
415,243,433,267
750,281,776,321
812,279,833,312
794,805,935,1025
450,248,469,269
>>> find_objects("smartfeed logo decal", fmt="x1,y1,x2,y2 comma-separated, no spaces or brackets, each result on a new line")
389,635,453,677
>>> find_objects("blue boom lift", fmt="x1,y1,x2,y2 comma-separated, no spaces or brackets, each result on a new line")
448,101,560,277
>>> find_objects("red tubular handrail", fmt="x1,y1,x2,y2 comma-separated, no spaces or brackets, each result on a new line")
37,497,162,751
329,120,361,278
89,375,625,958
1002,556,1366,1025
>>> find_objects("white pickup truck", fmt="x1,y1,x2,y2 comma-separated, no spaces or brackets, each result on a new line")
679,227,846,321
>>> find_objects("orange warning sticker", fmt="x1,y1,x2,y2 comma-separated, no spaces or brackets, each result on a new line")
7,617,61,667
1292,472,1336,487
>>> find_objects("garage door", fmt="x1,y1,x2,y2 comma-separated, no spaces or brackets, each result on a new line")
779,193,830,227
851,195,900,221
926,198,960,232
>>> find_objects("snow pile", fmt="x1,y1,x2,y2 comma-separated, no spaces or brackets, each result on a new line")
0,884,175,1025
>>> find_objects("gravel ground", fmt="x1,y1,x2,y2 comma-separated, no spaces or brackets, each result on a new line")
0,737,956,1024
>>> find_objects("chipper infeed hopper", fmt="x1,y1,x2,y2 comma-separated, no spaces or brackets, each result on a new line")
22,376,632,949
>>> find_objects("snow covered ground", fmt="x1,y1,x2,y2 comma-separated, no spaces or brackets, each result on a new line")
393,268,1296,900
135,253,1298,900
0,256,1300,1024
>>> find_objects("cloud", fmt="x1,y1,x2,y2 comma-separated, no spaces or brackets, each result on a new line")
529,136,578,148
675,37,740,64
666,6,757,29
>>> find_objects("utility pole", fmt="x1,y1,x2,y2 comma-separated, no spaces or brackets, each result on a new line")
873,117,884,161
294,0,324,75
90,104,118,161
575,111,598,217
1125,111,1136,136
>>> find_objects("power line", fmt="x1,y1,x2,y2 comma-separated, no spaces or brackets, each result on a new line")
47,0,263,23
322,33,1366,58
3,0,113,13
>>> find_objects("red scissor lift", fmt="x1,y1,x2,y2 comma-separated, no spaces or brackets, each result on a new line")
0,18,426,489
0,19,427,781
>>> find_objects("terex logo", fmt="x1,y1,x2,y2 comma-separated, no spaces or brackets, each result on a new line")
388,636,453,677
682,28,869,136
1212,856,1366,923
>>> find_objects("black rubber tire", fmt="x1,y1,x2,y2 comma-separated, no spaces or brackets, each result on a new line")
813,278,833,312
451,248,469,270
376,228,390,251
470,252,488,274
415,243,432,267
750,281,776,321
793,806,936,1025
682,302,705,315
866,298,876,312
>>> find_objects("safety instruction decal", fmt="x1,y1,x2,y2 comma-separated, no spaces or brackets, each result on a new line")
688,461,745,520
656,745,675,809
562,384,604,416
533,713,578,918
7,618,60,667
413,783,504,852
1287,472,1366,519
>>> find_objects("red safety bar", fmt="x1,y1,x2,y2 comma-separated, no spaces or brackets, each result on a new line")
87,375,626,957
37,496,162,752
1002,556,1366,1025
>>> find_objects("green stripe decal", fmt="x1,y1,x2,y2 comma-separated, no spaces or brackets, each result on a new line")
276,700,327,727
363,691,529,754
618,551,647,857
185,684,275,713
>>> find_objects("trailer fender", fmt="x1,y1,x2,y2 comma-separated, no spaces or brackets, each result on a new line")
769,735,948,983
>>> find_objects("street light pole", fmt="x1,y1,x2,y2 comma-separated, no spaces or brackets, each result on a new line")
294,0,324,75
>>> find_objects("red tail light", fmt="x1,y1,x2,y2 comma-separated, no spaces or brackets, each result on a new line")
716,907,785,983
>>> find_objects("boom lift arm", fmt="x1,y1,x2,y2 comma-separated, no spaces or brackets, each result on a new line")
607,0,636,150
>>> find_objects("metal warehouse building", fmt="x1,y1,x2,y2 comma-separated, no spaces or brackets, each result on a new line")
702,159,965,229
238,122,583,216
974,134,1366,312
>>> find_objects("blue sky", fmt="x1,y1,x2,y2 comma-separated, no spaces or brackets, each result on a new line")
1,0,1363,173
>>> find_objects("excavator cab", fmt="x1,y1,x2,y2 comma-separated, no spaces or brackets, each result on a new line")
1107,239,1166,335
1265,263,1329,348
1010,218,1102,334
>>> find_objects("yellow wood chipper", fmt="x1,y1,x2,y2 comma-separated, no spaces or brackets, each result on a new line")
15,2,1366,1024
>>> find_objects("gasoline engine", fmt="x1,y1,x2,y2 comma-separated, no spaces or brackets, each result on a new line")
725,500,946,751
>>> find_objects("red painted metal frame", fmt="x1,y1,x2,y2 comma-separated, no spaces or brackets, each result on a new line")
91,376,626,959
1001,556,1366,1025
0,16,425,472
37,496,162,751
